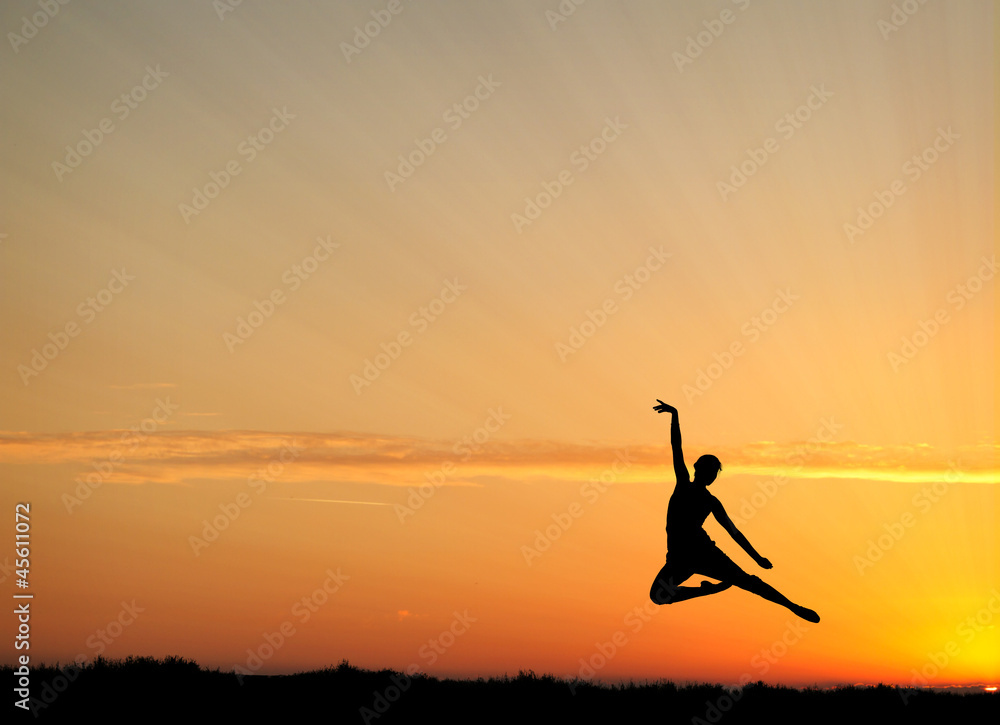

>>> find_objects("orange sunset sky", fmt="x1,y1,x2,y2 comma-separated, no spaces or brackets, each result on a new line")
0,0,996,689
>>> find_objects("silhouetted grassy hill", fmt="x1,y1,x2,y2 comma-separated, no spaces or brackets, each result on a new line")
5,656,996,723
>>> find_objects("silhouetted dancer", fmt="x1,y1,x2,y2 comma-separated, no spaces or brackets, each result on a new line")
649,400,820,623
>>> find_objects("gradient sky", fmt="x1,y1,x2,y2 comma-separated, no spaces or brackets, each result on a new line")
0,0,996,689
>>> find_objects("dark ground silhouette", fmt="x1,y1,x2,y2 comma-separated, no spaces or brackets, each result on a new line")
4,657,996,723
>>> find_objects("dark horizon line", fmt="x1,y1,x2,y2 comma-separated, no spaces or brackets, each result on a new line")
5,654,996,693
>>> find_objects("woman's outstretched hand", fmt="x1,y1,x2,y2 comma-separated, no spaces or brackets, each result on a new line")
653,400,677,414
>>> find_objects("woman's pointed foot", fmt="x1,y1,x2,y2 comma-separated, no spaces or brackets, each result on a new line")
792,604,820,623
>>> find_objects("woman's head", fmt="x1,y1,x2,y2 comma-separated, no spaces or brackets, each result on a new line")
693,454,722,485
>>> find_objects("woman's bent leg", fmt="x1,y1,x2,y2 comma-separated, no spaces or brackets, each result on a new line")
650,556,706,604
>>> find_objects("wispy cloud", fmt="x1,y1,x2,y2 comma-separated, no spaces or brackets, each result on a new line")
107,383,179,390
0,430,994,486
267,497,391,506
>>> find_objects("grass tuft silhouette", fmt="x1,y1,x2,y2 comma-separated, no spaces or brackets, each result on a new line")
4,656,995,723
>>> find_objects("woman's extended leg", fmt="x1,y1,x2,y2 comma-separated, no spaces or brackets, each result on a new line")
695,546,820,622
737,575,820,622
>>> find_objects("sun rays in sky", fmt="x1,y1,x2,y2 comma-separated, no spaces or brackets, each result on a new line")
0,0,996,687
